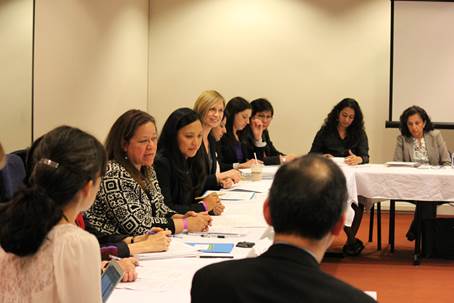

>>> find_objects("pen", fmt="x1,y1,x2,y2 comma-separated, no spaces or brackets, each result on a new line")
201,234,228,238
199,232,244,238
195,192,225,200
109,254,122,261
199,255,234,259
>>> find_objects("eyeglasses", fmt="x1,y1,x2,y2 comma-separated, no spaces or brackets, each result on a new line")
256,114,273,121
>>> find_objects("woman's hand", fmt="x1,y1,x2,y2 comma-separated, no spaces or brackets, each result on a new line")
250,118,264,141
240,159,263,169
220,178,234,189
129,230,171,254
202,193,221,211
218,169,241,183
187,211,212,232
345,150,363,166
117,257,139,282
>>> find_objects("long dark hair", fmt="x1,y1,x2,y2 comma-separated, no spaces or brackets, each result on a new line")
224,97,251,144
105,109,156,186
399,105,434,138
158,108,206,198
321,98,365,141
0,126,106,256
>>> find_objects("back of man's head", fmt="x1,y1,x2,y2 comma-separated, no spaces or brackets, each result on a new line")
268,154,347,240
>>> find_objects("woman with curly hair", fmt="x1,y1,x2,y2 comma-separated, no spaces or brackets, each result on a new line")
310,98,369,256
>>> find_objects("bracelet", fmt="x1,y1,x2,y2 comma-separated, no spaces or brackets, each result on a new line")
183,218,189,232
233,162,240,169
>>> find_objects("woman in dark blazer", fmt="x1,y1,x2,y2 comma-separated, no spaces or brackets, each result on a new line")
155,108,224,215
393,105,451,241
193,90,240,190
310,98,370,256
219,97,262,171
241,98,296,165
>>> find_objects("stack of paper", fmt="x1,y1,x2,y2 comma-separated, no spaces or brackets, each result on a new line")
385,161,420,167
137,238,200,260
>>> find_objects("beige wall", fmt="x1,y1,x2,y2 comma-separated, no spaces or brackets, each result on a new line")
0,0,32,152
34,0,149,142
148,0,454,162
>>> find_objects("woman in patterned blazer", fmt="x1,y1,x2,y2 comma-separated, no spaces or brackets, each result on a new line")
86,110,211,255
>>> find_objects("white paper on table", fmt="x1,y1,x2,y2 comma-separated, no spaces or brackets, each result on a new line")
136,238,200,260
204,190,255,201
331,157,347,166
385,161,419,167
227,180,272,193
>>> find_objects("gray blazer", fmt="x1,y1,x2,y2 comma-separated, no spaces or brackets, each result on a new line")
393,130,451,166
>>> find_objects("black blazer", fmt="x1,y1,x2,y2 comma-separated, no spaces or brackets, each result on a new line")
200,134,221,191
191,244,376,303
218,135,249,171
310,127,370,164
241,126,283,165
154,154,205,214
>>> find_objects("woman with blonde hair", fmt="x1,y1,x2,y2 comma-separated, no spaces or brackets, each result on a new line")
193,90,240,189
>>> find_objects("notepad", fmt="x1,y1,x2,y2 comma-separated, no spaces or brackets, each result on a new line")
385,161,420,167
186,242,234,253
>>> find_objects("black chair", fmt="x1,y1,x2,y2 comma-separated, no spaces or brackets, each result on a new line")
0,153,26,202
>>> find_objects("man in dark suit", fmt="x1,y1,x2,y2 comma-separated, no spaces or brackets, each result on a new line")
191,154,376,303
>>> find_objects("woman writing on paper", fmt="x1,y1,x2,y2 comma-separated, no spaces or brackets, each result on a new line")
0,126,106,302
394,105,451,241
219,97,262,171
86,110,211,253
309,98,369,256
154,108,224,215
193,90,240,190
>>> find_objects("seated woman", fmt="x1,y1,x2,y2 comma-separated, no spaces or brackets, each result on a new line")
241,98,296,165
86,110,211,253
22,137,135,268
193,90,241,190
154,108,224,215
393,105,451,241
0,126,106,302
219,97,262,171
310,98,369,256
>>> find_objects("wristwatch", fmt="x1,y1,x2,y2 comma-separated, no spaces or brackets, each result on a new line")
233,162,240,169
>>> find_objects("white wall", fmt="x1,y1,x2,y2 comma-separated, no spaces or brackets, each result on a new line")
0,0,32,152
34,0,149,142
147,0,413,163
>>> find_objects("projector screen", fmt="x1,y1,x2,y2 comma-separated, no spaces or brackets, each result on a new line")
388,0,454,128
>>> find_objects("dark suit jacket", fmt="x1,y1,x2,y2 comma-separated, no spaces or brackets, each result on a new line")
154,154,205,214
191,244,376,303
241,126,283,165
218,135,249,171
310,127,370,164
200,134,221,191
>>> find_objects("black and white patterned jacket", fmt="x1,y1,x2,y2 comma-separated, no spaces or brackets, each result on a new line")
86,161,176,237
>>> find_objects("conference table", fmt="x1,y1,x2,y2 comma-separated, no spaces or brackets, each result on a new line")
109,163,454,302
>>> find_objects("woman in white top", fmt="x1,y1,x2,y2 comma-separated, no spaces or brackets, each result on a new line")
0,126,107,302
393,105,451,241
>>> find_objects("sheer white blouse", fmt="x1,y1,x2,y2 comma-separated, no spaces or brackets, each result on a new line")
0,224,101,303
